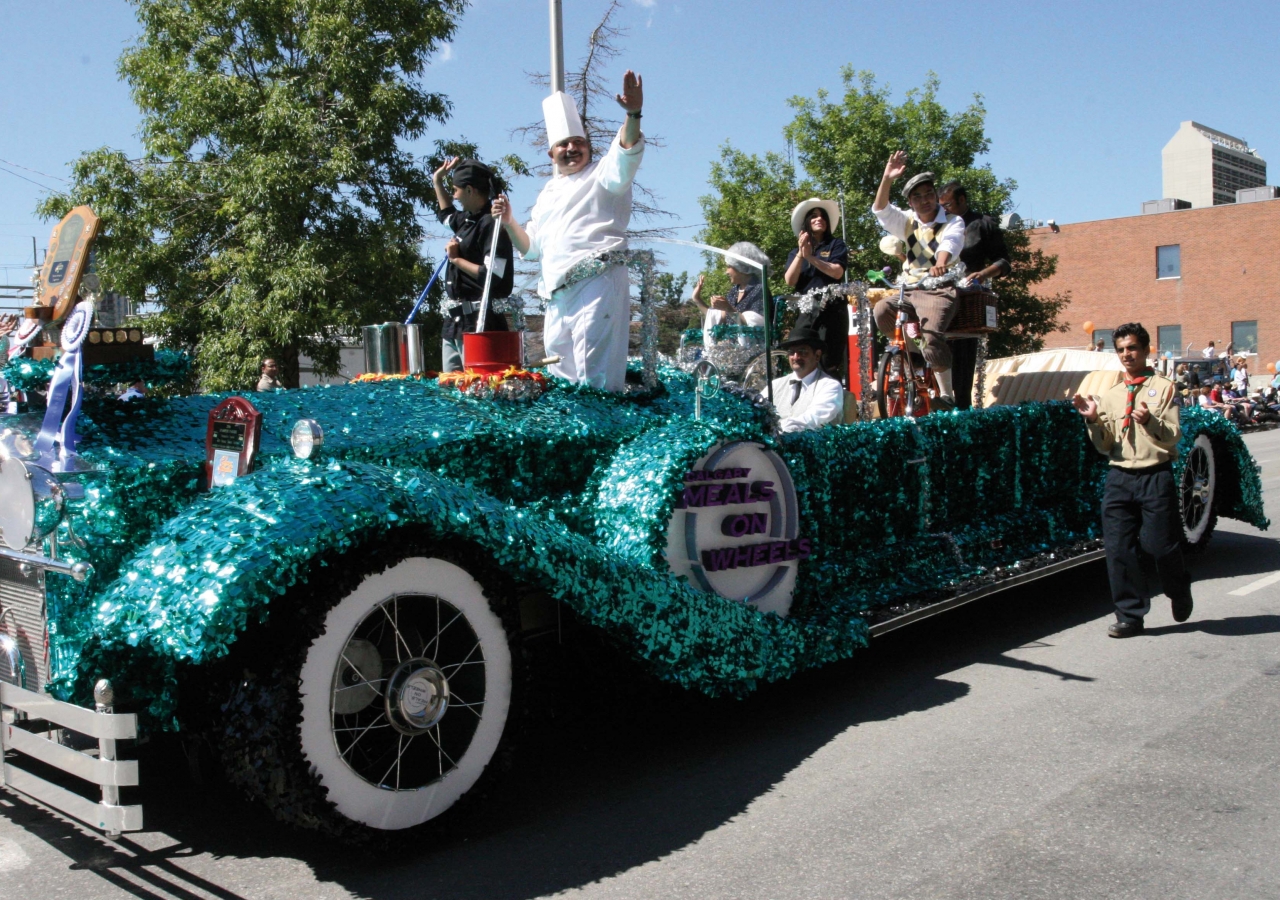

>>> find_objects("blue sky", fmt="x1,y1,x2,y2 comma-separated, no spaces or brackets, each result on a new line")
2,0,1278,290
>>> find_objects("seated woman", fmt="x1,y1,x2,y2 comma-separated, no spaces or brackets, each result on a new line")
690,242,770,348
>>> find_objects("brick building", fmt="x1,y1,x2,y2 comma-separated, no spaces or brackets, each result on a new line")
1027,198,1280,366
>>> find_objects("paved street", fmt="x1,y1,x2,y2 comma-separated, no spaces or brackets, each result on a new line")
3,430,1279,900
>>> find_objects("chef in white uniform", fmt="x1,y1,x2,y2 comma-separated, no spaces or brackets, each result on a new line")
770,326,844,432
493,71,645,392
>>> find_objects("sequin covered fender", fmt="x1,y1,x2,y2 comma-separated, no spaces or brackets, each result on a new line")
68,459,869,725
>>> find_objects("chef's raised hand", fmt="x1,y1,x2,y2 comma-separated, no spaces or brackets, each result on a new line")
616,70,643,112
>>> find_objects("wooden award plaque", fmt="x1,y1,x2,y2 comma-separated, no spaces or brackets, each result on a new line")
203,397,263,489
38,206,101,323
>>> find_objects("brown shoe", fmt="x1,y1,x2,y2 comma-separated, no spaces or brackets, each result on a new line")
1108,619,1145,638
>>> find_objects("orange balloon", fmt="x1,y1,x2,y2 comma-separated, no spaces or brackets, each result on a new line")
1082,321,1095,334
1268,362,1277,374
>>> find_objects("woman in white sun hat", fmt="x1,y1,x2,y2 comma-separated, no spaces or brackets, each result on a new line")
784,197,849,382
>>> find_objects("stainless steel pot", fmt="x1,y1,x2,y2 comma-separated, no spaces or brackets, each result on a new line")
362,323,426,375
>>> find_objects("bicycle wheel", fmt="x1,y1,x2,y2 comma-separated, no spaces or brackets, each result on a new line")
876,349,911,418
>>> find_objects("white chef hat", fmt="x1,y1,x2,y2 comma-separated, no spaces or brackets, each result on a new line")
543,91,587,147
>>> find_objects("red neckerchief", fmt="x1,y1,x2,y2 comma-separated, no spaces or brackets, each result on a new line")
1122,368,1155,432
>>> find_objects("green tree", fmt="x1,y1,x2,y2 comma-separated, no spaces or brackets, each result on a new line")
649,270,689,310
648,269,693,355
38,0,465,389
697,146,811,299
700,69,1067,356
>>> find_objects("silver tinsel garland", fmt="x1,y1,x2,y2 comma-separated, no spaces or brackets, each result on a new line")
627,249,660,391
973,335,989,410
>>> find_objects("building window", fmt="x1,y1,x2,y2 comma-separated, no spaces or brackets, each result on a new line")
1158,325,1183,357
1156,245,1180,278
1093,329,1114,350
1231,321,1258,354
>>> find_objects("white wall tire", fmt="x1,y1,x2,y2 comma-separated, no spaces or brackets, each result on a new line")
1180,434,1217,551
297,557,512,831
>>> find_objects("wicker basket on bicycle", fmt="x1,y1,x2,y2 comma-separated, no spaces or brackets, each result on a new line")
948,286,999,335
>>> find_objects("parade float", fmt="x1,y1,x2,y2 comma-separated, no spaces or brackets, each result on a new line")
0,204,1268,840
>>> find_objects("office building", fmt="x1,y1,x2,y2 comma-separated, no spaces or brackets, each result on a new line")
1162,121,1266,208
1028,198,1280,366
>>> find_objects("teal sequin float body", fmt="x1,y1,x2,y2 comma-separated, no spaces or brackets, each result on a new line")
21,368,1268,729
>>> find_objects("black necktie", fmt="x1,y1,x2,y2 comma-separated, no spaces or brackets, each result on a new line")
790,380,803,405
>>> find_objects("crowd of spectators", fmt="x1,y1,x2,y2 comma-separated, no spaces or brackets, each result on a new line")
1174,356,1280,428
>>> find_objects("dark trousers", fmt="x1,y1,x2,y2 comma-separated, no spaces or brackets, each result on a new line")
1101,464,1192,623
872,288,957,371
950,337,977,409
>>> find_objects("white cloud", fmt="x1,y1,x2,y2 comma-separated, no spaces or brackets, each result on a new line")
633,0,657,7
436,43,454,63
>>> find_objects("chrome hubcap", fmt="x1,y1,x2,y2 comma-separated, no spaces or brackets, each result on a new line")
387,659,450,733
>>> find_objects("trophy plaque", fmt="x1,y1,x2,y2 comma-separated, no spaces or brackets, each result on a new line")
203,397,263,488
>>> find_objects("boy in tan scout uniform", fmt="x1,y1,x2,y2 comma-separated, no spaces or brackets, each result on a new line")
1073,322,1194,638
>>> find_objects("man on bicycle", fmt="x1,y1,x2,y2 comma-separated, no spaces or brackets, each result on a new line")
871,151,965,410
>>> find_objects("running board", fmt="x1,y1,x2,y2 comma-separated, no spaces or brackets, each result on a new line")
0,681,142,836
868,549,1107,638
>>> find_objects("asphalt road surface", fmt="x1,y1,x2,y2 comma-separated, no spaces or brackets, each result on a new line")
3,430,1279,900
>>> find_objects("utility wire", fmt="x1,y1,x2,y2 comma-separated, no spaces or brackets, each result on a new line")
0,165,56,191
0,157,68,184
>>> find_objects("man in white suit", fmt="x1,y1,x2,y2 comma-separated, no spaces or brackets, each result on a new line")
493,71,645,392
770,326,844,432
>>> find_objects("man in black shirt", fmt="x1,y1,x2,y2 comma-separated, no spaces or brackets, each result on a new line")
432,158,514,372
939,181,1011,409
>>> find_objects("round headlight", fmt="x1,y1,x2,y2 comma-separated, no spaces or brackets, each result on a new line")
0,457,35,551
290,419,324,460
0,429,36,463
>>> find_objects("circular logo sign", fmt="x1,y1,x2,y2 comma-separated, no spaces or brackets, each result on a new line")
664,441,805,617
402,677,436,717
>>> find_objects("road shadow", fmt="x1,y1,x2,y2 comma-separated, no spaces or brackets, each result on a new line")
1144,614,1280,638
1186,530,1280,582
0,563,1123,900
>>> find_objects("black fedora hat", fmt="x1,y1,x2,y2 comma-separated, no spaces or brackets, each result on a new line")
781,326,825,352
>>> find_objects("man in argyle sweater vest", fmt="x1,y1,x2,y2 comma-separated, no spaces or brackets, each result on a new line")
1073,322,1194,638
871,151,967,410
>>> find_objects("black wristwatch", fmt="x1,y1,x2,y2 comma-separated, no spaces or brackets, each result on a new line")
627,110,642,119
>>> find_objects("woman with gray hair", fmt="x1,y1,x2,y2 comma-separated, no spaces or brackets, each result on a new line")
691,241,770,347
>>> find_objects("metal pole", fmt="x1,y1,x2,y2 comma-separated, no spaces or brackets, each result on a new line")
94,679,121,839
475,214,504,333
838,188,848,284
762,263,774,404
549,0,565,93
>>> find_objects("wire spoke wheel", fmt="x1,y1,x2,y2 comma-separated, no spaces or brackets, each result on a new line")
298,556,512,831
876,350,914,418
1179,433,1217,550
329,592,485,790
